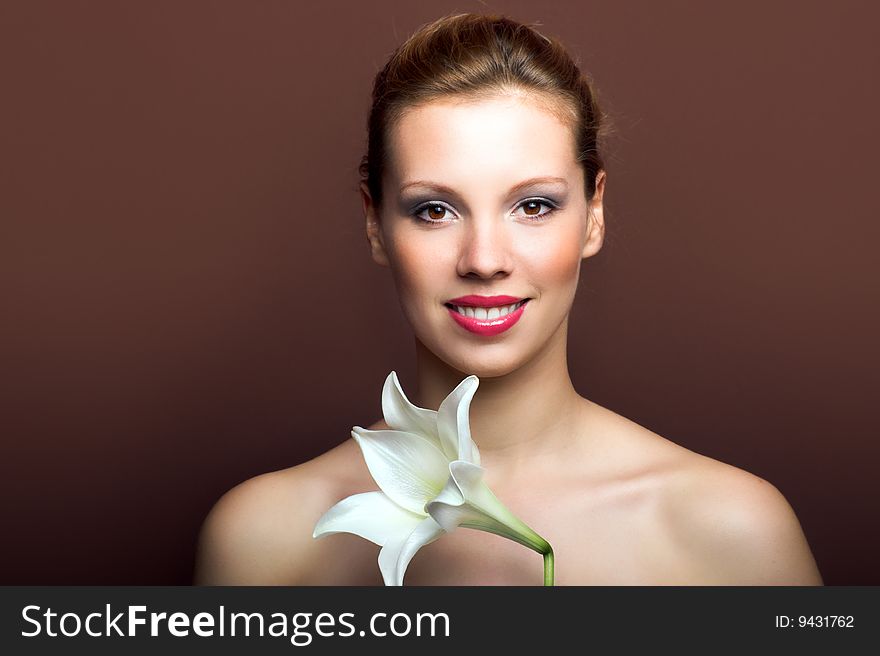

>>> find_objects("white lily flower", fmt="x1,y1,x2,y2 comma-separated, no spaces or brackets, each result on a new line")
312,371,554,586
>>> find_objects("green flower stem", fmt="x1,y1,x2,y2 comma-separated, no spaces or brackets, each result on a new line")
543,546,554,586
457,495,556,586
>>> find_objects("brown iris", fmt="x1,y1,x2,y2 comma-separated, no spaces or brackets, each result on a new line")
522,200,541,216
427,204,447,221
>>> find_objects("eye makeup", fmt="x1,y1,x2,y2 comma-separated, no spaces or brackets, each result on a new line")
409,196,561,226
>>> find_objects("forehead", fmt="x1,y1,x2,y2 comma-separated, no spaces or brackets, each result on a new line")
386,94,579,189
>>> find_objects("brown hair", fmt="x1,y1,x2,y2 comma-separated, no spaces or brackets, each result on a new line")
358,12,609,210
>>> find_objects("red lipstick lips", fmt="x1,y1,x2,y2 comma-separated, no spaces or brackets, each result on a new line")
446,294,523,308
445,295,529,336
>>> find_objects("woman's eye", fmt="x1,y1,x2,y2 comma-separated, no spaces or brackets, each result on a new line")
413,203,454,224
515,199,557,221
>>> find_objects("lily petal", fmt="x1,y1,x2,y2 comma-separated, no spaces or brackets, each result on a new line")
351,427,450,515
469,436,482,466
313,491,424,546
378,514,446,586
437,375,481,464
382,372,441,446
426,460,551,554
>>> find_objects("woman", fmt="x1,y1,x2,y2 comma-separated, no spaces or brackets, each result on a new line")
194,12,822,585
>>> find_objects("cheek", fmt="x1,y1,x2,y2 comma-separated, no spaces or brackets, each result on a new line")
386,231,444,298
519,226,584,287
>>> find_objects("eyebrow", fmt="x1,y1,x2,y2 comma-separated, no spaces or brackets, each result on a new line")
399,176,569,195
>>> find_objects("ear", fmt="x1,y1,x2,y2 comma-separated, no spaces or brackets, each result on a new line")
582,169,606,259
361,182,390,267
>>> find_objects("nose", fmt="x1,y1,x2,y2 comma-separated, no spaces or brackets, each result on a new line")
455,215,513,280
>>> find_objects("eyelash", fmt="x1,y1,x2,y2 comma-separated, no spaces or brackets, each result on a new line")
411,198,559,226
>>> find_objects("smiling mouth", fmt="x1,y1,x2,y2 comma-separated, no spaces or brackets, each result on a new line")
444,299,529,320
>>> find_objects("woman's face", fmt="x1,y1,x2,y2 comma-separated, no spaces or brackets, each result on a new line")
363,93,605,378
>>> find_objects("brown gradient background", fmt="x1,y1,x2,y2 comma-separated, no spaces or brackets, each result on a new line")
1,0,877,585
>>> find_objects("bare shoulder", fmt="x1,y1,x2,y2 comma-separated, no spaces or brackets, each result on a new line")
661,453,823,585
581,401,822,585
194,436,375,585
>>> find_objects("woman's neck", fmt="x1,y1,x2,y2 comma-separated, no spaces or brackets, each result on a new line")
411,324,587,481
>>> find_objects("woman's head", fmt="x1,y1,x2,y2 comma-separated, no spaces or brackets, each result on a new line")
359,13,609,377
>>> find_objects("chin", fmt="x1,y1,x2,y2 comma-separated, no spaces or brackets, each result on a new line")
433,343,528,380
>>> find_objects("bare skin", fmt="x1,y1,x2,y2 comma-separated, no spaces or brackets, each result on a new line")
194,403,822,585
194,93,822,586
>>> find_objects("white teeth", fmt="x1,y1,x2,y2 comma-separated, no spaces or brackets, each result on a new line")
452,300,526,321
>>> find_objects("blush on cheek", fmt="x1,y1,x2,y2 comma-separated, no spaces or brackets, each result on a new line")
393,244,425,281
386,239,443,315
524,234,584,286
